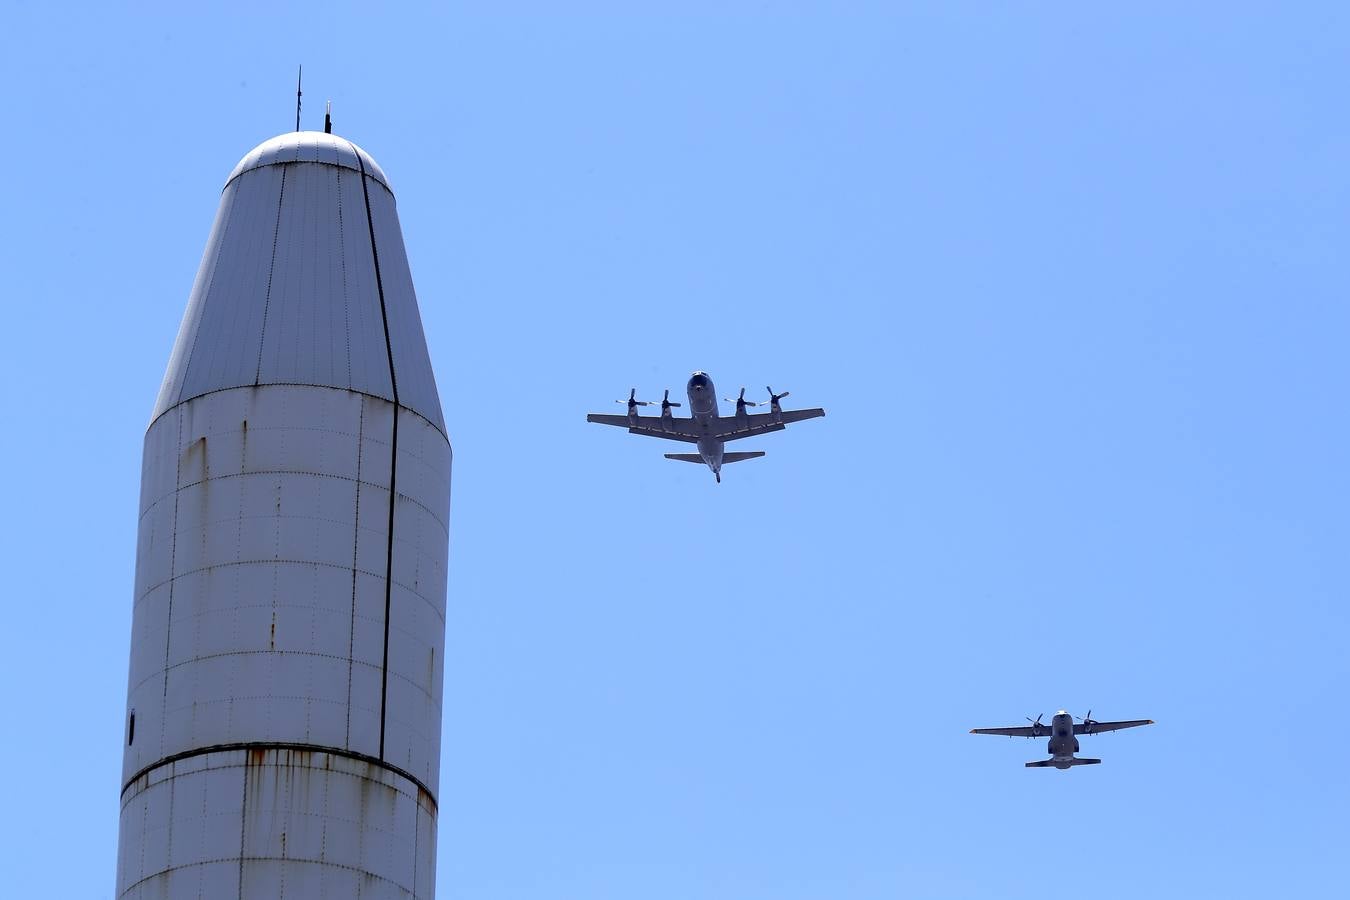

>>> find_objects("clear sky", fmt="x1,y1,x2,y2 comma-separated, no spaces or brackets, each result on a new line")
2,3,1347,897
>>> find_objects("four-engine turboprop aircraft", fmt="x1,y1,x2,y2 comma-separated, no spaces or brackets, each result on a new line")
587,371,825,482
970,710,1154,769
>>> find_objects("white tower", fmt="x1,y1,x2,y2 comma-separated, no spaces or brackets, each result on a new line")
116,131,450,898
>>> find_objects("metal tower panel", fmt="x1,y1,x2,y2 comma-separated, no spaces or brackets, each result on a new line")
118,748,435,898
123,385,449,786
151,133,444,435
363,181,446,430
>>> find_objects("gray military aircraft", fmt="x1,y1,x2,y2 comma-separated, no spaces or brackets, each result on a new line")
587,371,825,482
971,710,1154,769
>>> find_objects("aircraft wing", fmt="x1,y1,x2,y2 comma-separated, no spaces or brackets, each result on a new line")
1074,719,1154,735
586,413,700,444
969,726,1051,738
712,408,825,442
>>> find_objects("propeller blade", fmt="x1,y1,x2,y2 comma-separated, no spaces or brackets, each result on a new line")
616,389,656,406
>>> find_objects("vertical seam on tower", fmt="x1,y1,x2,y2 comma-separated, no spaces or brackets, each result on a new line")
253,167,289,383
160,409,185,741
236,763,248,899
164,775,176,887
345,400,365,748
352,143,400,762
337,169,352,387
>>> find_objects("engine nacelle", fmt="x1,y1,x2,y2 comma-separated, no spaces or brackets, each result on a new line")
765,387,790,423
658,389,682,421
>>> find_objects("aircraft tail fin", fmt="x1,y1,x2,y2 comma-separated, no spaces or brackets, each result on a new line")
663,454,704,464
1026,757,1101,769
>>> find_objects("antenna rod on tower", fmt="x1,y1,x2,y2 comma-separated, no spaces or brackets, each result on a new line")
324,100,332,134
295,65,303,131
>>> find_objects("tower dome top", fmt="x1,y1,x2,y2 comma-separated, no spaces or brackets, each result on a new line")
226,130,391,192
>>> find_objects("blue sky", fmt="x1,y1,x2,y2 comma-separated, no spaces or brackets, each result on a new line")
2,3,1348,897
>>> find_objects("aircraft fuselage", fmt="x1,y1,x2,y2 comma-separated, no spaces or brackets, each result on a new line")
1046,712,1078,759
684,372,728,479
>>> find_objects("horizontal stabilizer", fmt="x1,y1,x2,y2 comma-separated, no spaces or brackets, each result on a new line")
664,451,766,465
1026,757,1101,768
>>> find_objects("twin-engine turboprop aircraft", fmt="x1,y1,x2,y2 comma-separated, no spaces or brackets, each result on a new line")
970,710,1154,769
587,371,825,482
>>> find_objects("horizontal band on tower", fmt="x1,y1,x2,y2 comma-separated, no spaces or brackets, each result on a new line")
121,741,438,813
148,381,449,442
